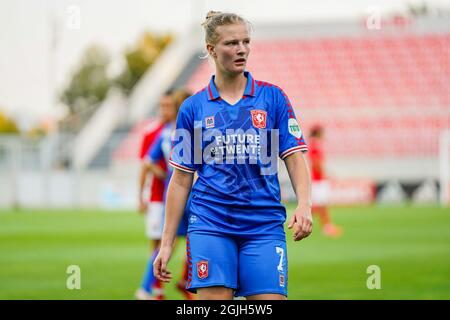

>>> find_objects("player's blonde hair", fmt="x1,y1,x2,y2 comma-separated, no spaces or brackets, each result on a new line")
201,11,250,45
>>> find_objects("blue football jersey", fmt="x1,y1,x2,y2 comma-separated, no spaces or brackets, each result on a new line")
169,72,308,239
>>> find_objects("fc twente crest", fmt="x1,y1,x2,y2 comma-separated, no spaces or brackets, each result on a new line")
250,110,267,129
197,261,208,279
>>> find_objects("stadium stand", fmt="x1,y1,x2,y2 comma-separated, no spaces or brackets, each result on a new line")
113,32,449,162
108,19,449,187
185,33,450,157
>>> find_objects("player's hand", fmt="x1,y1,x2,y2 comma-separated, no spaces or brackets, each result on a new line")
288,204,313,241
153,246,173,282
138,199,147,214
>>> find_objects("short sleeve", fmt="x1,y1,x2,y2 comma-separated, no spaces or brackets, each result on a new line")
276,88,308,160
168,100,200,173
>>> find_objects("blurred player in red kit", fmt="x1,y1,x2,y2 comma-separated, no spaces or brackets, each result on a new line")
309,124,343,237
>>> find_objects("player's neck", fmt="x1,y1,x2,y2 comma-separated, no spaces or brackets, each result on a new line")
214,71,246,100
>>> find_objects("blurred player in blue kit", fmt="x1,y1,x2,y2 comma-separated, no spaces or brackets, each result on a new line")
135,92,171,300
138,89,194,300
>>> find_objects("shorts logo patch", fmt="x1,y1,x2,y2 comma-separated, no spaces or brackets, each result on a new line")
279,274,285,287
251,110,267,129
288,118,302,139
205,116,215,129
189,215,197,224
197,261,208,279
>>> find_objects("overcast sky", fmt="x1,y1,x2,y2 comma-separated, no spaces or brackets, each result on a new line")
1,0,449,128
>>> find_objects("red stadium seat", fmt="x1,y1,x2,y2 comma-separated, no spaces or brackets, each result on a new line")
112,32,450,163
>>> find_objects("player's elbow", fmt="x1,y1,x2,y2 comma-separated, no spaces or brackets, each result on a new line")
141,160,150,172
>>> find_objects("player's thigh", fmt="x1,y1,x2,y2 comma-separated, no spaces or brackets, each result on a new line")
186,232,238,294
237,239,288,298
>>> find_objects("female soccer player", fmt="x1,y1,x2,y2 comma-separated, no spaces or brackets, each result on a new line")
154,11,312,300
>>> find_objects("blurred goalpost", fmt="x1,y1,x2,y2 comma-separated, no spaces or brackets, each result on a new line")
439,130,450,207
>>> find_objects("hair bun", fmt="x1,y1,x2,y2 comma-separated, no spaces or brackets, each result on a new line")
201,10,222,27
206,10,221,20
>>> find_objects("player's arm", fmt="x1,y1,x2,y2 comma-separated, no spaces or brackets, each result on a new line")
284,152,313,241
138,161,150,213
138,159,166,213
146,160,167,181
154,169,194,282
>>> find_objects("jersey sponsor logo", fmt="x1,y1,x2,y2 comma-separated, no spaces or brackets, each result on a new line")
288,118,302,139
197,261,208,279
250,110,267,129
205,116,215,129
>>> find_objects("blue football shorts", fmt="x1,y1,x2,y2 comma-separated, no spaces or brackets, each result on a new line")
185,232,288,297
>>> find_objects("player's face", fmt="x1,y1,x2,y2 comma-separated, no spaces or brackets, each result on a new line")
159,95,176,123
210,23,250,76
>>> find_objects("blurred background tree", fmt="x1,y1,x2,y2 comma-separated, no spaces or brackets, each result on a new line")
0,110,19,134
60,45,111,116
58,32,172,132
114,32,173,95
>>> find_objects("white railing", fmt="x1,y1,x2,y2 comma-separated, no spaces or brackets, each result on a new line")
0,134,139,209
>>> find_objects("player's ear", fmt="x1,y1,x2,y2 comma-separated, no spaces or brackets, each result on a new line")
206,44,216,58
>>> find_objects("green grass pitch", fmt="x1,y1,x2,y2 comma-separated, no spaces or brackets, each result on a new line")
0,205,449,299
